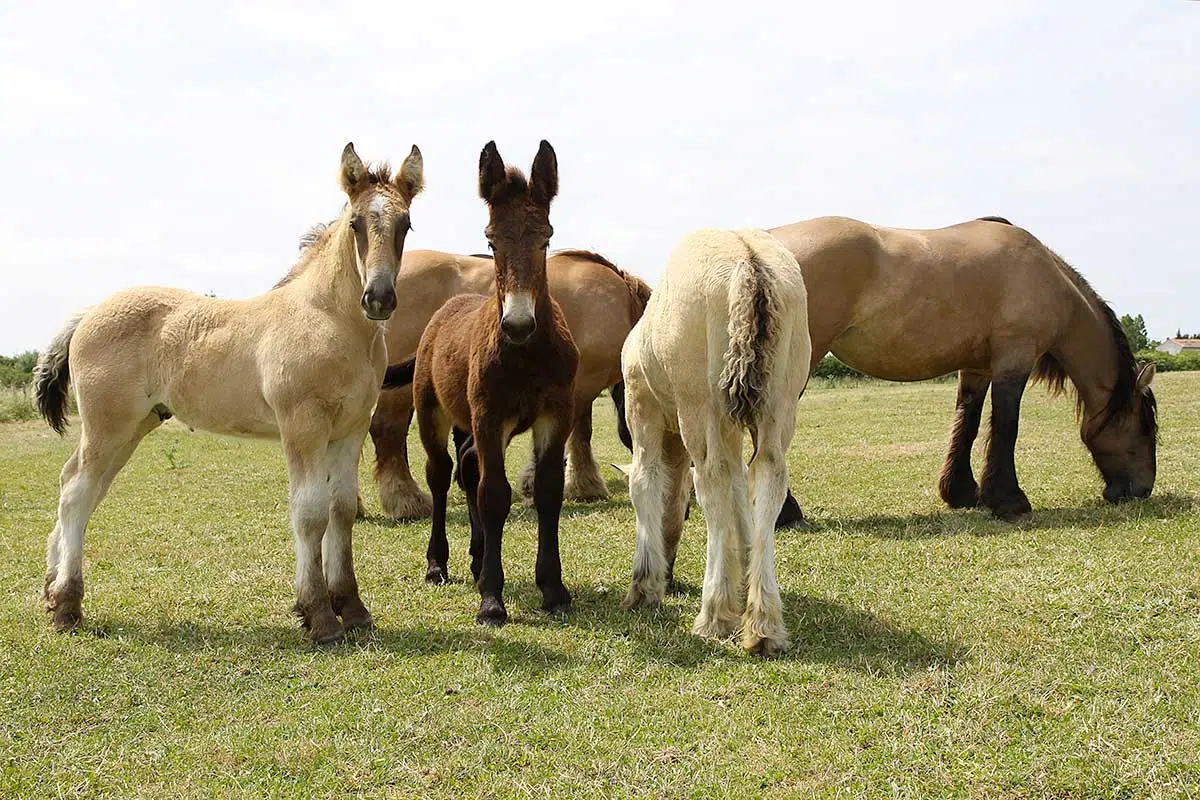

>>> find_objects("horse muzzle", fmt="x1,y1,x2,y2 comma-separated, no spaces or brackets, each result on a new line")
1103,481,1152,504
500,292,536,345
361,282,397,321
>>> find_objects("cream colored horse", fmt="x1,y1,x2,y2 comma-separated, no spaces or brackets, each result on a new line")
33,142,424,646
620,228,810,657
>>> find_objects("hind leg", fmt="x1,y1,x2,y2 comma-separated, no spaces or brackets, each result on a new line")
322,429,373,632
46,412,160,632
742,403,797,658
622,382,677,610
564,396,608,502
939,370,990,509
685,410,748,641
370,388,434,520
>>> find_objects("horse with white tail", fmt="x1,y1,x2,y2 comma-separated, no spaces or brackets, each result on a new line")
33,142,424,646
621,227,810,657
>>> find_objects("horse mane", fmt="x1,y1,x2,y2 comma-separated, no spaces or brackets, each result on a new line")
1032,248,1157,437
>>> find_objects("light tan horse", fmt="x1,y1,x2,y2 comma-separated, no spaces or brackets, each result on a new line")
33,142,424,645
353,248,650,518
766,215,1158,519
621,228,811,657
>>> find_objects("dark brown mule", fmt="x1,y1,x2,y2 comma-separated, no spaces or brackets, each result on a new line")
412,140,578,625
765,215,1157,520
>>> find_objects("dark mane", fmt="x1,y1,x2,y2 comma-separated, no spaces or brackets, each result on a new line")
976,215,1013,225
1032,250,1157,437
552,249,621,272
485,167,530,205
365,162,394,185
553,249,653,320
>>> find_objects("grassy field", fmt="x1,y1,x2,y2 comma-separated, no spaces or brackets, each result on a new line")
1,374,1198,799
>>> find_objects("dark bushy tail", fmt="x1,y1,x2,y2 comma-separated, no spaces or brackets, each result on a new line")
610,381,632,451
381,355,416,390
719,252,782,431
34,313,84,435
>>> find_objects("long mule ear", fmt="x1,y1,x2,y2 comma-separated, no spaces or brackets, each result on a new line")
529,139,558,206
340,142,368,195
396,144,424,205
479,140,507,204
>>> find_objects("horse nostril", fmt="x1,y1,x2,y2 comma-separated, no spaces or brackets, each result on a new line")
501,316,535,342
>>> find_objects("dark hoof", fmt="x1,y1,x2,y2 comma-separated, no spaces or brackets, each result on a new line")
984,490,1032,522
425,564,449,585
541,586,573,616
775,492,809,530
336,598,374,633
941,476,980,509
313,627,346,648
52,608,82,633
476,597,508,627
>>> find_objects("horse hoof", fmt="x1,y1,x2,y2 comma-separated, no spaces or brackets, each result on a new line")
341,608,375,633
746,636,789,659
313,628,346,648
425,565,449,585
774,492,809,530
621,585,662,611
943,480,981,509
52,609,82,633
541,589,572,616
986,492,1032,521
476,598,508,627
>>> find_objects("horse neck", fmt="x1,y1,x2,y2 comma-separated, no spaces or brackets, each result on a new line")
1051,294,1122,420
291,219,375,336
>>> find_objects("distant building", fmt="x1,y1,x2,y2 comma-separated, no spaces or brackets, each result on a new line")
1156,338,1200,355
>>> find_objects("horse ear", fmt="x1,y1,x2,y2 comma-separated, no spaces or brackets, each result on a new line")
395,145,424,205
339,142,367,194
529,139,558,206
1136,362,1156,390
478,141,507,204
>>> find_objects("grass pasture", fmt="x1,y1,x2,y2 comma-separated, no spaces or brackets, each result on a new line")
1,374,1199,798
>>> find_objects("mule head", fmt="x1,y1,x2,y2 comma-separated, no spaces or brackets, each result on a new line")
338,141,425,321
478,139,558,345
1083,362,1157,503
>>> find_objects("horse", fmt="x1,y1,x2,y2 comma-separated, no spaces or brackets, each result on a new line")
33,142,425,645
609,215,1158,521
352,247,650,519
620,228,810,657
412,140,577,626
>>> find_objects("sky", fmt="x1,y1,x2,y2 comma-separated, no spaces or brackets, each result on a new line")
1,1,1197,353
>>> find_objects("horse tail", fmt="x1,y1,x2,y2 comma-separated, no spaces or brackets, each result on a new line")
381,355,416,390
34,312,85,435
621,272,653,324
719,248,783,435
609,380,632,451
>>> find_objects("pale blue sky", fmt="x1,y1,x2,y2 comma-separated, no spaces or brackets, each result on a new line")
1,1,1196,352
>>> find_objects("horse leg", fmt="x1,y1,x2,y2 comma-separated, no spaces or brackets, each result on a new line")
938,370,991,508
685,412,747,641
661,432,691,594
473,421,512,627
775,490,808,530
456,437,485,584
742,403,797,658
281,415,342,646
322,430,373,633
564,396,608,502
532,413,573,615
979,371,1033,521
370,387,433,520
621,380,673,610
46,412,160,631
419,407,454,585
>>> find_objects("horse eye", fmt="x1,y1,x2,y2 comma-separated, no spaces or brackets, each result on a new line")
350,217,362,233
487,242,495,251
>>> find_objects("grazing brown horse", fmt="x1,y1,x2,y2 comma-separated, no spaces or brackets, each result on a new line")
780,215,1157,519
33,142,424,644
355,247,649,519
413,140,577,626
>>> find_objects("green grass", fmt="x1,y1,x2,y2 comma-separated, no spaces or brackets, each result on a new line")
2,374,1199,798
0,386,37,424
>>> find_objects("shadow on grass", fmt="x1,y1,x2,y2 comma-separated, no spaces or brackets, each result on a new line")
818,491,1195,541
82,616,570,675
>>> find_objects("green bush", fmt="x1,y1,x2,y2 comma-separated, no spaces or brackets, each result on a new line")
811,354,865,380
0,387,37,423
1134,350,1200,372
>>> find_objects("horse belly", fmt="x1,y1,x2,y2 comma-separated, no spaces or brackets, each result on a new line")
831,323,990,381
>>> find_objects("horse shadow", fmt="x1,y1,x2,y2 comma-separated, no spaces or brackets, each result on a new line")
825,491,1195,541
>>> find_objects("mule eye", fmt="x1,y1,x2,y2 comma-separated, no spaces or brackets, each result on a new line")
541,240,550,250
350,217,362,233
487,241,495,252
